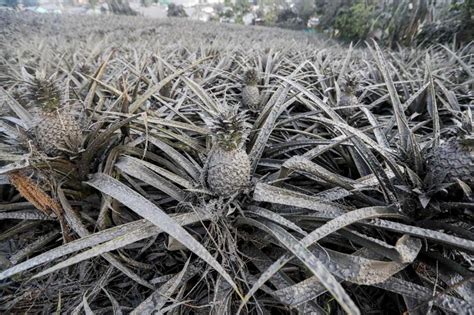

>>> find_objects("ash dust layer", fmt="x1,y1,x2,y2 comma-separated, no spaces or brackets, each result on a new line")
0,11,473,315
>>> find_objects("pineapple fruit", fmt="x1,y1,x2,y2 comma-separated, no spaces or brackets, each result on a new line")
338,74,359,116
203,108,251,197
427,113,474,188
24,69,82,156
241,69,261,111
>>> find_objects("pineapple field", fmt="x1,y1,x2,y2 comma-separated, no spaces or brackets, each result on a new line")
1,11,474,314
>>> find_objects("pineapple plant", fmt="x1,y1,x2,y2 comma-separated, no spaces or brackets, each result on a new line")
202,108,251,197
23,69,82,156
241,68,261,111
338,74,359,116
427,111,474,188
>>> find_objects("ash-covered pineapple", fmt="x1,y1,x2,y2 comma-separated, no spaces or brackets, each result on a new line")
24,69,82,156
241,69,261,111
203,108,251,197
338,74,359,116
427,112,474,187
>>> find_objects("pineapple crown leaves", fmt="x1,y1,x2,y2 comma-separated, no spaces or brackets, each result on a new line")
340,73,359,93
206,107,251,151
244,68,259,86
396,142,424,177
395,164,451,212
77,62,92,76
22,67,61,112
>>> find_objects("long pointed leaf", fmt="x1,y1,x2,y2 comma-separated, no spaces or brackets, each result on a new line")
86,173,242,297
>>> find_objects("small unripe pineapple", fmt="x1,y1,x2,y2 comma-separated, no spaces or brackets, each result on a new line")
24,69,82,156
242,69,261,111
32,110,82,156
338,74,359,116
427,114,474,187
428,137,474,186
203,109,251,197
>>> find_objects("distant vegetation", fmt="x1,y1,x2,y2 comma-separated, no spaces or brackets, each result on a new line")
3,0,472,45
218,0,474,46
167,2,187,17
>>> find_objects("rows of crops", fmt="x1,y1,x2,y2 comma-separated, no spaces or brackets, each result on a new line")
0,11,473,314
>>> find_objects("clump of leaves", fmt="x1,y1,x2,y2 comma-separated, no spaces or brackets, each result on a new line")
334,1,376,41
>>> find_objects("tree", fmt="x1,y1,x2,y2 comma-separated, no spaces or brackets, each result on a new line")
107,0,137,15
235,0,250,14
294,0,316,23
167,3,187,17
